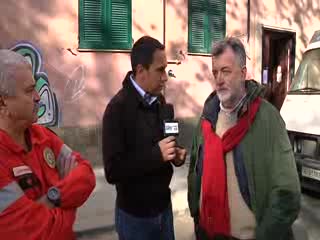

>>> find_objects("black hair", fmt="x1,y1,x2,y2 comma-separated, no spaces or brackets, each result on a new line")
131,36,165,76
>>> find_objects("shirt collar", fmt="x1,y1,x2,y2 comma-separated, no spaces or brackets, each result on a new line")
130,74,157,105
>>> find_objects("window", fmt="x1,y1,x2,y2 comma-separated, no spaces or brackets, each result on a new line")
188,0,226,54
79,0,132,50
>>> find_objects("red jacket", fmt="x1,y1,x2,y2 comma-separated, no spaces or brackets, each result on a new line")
0,124,96,240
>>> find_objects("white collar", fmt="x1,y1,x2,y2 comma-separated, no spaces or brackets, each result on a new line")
130,74,157,105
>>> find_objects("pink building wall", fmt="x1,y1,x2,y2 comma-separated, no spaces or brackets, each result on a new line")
0,0,319,127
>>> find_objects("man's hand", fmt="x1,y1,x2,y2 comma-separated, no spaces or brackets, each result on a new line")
172,147,187,166
158,136,176,161
36,195,55,209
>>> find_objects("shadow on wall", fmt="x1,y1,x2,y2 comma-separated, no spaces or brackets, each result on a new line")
251,0,319,61
275,0,320,58
1,0,317,166
8,41,88,127
166,0,317,83
0,1,77,54
167,0,188,31
165,79,203,116
0,1,120,127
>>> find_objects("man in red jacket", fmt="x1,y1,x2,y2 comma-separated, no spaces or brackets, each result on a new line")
0,49,96,240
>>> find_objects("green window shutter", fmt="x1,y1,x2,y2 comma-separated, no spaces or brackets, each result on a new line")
188,0,207,53
79,0,107,49
79,0,132,50
208,0,226,52
109,0,132,49
188,0,226,54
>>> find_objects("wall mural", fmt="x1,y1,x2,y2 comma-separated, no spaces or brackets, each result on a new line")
10,42,59,126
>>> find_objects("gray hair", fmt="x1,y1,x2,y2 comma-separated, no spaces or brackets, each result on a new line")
212,37,246,67
0,49,30,96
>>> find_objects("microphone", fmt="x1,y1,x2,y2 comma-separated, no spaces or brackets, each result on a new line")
160,104,179,137
160,104,185,167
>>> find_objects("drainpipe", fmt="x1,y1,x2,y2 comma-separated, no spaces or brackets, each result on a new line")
247,0,250,42
163,0,166,45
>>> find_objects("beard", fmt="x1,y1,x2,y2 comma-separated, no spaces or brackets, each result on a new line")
217,89,241,109
217,89,231,105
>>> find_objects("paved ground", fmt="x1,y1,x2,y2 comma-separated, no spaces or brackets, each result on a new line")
295,190,320,240
75,165,320,240
75,163,195,240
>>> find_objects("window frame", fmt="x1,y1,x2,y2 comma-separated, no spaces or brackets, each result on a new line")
78,0,132,51
188,0,226,55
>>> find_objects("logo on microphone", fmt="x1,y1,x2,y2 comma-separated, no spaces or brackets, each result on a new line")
164,121,179,136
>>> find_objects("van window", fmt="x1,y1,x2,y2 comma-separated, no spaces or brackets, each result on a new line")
290,48,320,93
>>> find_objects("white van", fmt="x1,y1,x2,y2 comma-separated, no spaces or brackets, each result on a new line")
280,30,320,192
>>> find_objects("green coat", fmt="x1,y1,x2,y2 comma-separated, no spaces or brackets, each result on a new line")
187,81,301,240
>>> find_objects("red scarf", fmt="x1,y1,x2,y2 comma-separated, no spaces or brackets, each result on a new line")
199,97,262,237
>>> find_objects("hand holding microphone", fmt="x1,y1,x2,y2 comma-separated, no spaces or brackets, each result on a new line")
158,136,176,161
158,104,187,166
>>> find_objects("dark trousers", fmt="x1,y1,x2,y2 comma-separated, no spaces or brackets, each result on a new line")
115,204,175,240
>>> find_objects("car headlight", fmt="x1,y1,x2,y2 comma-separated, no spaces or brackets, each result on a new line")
294,139,302,153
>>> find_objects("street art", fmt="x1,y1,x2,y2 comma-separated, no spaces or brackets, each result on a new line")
63,64,86,103
10,42,59,126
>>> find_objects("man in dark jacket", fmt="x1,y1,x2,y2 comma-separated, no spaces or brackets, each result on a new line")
188,37,301,240
102,36,187,240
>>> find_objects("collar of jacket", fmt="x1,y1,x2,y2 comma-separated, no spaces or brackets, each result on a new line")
0,125,49,153
122,71,166,108
202,80,265,128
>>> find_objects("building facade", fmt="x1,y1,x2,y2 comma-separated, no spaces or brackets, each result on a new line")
0,0,319,162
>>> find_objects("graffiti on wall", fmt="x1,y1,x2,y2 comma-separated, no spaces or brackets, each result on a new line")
63,64,86,103
10,42,59,126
